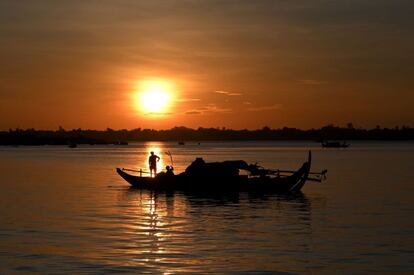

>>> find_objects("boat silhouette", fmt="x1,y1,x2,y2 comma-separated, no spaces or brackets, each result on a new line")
116,152,322,193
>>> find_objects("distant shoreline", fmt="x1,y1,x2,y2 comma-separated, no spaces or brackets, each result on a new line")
1,126,413,146
1,140,413,148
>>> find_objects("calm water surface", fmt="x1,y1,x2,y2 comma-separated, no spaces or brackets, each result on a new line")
0,141,413,274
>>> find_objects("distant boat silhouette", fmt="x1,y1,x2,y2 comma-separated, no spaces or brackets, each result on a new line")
178,141,185,145
68,143,77,148
113,141,128,145
321,140,350,148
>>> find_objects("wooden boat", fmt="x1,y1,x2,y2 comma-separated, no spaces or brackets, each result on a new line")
321,140,350,148
116,152,314,193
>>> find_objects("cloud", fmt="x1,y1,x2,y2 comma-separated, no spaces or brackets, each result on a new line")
185,104,232,115
176,97,201,103
205,104,232,113
146,112,173,115
247,104,281,111
214,90,242,96
185,111,202,115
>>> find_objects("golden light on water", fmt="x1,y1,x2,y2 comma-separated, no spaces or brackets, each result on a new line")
119,190,192,273
134,80,175,115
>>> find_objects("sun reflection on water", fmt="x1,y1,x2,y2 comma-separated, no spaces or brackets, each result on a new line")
119,190,193,273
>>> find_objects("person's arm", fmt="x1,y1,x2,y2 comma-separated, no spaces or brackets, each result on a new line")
157,156,160,161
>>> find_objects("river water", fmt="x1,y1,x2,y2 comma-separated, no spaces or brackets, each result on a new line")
0,141,413,274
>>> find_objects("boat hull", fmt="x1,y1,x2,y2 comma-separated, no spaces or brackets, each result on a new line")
117,152,312,193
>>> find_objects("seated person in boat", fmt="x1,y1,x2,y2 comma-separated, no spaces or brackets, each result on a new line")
155,165,175,178
165,165,174,176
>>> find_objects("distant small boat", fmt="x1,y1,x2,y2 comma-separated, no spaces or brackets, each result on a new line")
112,141,128,145
321,141,350,148
178,141,185,145
68,143,77,148
113,141,129,145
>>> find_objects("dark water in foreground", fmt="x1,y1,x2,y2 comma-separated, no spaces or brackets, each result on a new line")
0,141,413,274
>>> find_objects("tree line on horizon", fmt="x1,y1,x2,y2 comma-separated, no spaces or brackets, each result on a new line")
0,125,413,146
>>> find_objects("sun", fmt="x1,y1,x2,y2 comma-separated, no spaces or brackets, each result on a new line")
136,80,174,114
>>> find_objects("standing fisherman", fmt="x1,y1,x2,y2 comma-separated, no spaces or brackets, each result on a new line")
148,151,160,177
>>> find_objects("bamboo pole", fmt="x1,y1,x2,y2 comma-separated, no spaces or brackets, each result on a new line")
122,168,150,174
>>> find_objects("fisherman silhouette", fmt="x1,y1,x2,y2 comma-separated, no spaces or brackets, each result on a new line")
148,151,160,177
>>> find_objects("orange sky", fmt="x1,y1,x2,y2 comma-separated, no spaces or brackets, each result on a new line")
1,1,413,130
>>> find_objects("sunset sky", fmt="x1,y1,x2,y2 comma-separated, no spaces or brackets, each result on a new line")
1,0,413,130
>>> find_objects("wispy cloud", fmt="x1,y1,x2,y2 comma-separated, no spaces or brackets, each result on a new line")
185,110,202,115
146,112,173,115
247,104,281,111
185,104,232,115
176,97,201,103
214,90,242,96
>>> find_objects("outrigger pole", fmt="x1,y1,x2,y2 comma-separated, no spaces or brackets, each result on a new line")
165,151,174,167
122,168,150,177
277,169,328,176
270,169,328,182
251,163,327,182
